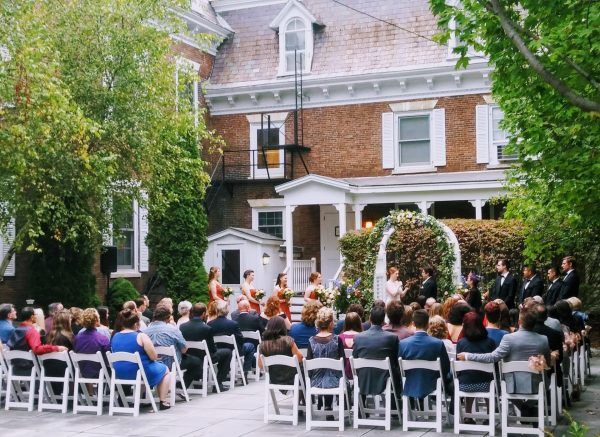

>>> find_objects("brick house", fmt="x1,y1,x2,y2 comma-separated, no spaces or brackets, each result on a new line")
201,0,512,291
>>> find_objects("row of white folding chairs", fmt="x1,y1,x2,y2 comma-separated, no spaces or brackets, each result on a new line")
260,353,559,436
0,345,189,416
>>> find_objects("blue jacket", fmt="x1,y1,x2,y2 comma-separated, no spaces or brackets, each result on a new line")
398,331,451,398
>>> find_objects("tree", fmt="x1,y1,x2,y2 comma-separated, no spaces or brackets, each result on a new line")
0,1,215,300
429,0,600,262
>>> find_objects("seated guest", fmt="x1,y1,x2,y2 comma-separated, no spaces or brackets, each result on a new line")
424,297,437,311
0,303,16,343
236,299,264,347
457,307,553,396
416,295,428,310
409,302,422,312
456,311,496,419
307,307,344,414
34,308,47,342
353,306,401,398
180,304,232,391
495,299,512,332
529,302,564,388
484,301,508,347
231,295,257,322
176,301,192,327
96,306,111,339
338,312,362,379
144,305,202,388
447,302,471,344
555,300,584,334
206,301,218,323
464,272,482,313
289,300,321,349
123,301,147,329
428,315,455,356
45,310,75,392
384,300,414,340
399,310,451,400
428,302,443,318
70,307,84,335
141,295,153,321
508,308,520,332
402,305,415,331
111,309,171,410
45,302,63,334
531,296,561,332
208,300,255,377
258,316,304,385
333,303,370,335
73,308,110,378
135,298,151,326
442,296,460,320
260,295,291,330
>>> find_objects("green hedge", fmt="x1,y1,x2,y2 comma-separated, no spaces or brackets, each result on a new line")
107,278,139,317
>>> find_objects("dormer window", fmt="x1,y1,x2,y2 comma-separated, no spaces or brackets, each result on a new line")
284,18,306,73
270,0,323,76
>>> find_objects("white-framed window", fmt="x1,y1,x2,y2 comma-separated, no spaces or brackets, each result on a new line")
0,218,16,276
175,58,200,126
109,196,149,277
284,18,306,73
381,108,446,173
252,207,285,239
249,123,285,179
475,104,515,165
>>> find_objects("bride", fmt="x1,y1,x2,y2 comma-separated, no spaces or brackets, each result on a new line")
385,267,407,302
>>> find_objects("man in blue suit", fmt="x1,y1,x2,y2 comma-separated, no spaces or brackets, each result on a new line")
398,310,451,400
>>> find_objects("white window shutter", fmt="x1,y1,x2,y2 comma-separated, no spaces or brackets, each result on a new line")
381,112,395,169
138,200,149,272
475,104,490,164
2,219,16,276
431,108,446,166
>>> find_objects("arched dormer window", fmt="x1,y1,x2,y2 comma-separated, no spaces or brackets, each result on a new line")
284,18,306,73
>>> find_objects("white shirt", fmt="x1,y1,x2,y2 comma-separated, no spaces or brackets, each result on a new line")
500,272,508,286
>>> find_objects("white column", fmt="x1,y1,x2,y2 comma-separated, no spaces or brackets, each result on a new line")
469,199,483,220
334,203,347,262
418,201,434,215
352,204,366,230
285,205,296,287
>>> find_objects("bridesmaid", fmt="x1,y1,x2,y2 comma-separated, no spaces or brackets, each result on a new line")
241,269,261,313
304,272,321,303
274,273,292,320
208,267,225,304
385,267,406,303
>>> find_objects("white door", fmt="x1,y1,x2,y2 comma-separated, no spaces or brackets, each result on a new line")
320,208,355,283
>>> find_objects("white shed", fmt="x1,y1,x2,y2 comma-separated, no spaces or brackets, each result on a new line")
204,227,285,297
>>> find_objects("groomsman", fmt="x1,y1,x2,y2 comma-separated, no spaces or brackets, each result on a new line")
419,266,437,300
489,258,518,309
544,267,563,306
519,265,544,304
560,256,580,299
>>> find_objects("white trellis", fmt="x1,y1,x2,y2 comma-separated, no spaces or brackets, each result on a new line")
373,215,462,301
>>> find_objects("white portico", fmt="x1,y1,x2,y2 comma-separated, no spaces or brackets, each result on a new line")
274,171,507,286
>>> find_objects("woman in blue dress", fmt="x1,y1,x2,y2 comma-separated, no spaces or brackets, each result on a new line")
111,309,171,410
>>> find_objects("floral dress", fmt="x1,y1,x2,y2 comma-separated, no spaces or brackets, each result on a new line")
307,334,343,388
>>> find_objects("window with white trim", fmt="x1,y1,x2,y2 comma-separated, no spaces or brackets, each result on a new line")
284,18,306,73
112,198,136,270
175,59,200,126
252,207,285,239
397,114,431,166
490,106,515,161
249,123,285,179
475,104,515,165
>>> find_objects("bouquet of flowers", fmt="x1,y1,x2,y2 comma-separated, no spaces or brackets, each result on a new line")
528,354,549,372
222,287,234,298
316,285,338,308
282,288,295,301
254,289,265,301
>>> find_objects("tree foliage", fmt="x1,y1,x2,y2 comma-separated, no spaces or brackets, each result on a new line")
429,0,600,263
0,0,217,302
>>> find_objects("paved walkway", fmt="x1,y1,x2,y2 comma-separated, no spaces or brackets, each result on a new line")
1,353,598,437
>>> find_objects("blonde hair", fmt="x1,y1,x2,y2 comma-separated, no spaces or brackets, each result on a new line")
427,315,449,340
70,307,83,325
301,300,323,326
566,297,582,311
315,307,334,330
33,308,45,332
81,308,100,330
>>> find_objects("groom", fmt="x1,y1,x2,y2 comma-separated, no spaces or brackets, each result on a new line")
419,266,437,300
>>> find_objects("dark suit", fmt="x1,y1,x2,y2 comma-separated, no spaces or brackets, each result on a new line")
420,277,437,300
532,321,564,387
352,325,401,396
179,317,232,383
208,316,255,372
560,270,580,299
519,274,544,303
236,311,264,347
544,279,563,306
398,331,451,398
491,272,518,308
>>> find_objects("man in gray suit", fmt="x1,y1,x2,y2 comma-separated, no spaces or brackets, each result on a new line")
457,308,553,395
352,306,402,397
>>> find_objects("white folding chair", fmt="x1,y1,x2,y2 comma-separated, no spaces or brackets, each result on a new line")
214,335,247,389
154,345,190,405
37,351,73,413
0,344,8,404
304,357,350,431
499,361,546,437
548,369,560,426
186,340,220,397
350,357,401,431
451,360,498,436
241,330,262,382
106,351,158,416
70,351,110,415
261,354,305,426
3,350,40,411
399,358,447,433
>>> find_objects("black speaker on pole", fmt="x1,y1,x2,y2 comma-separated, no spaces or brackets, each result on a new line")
100,246,118,275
